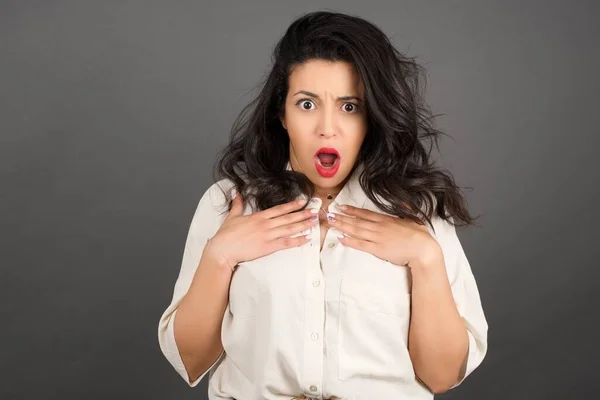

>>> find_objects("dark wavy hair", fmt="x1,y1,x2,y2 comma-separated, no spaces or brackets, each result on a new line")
213,10,478,229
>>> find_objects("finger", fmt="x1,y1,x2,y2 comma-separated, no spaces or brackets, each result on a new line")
268,207,319,229
339,235,374,252
338,234,376,252
328,212,378,233
268,235,311,253
269,215,318,240
328,215,379,242
336,204,387,222
260,198,307,220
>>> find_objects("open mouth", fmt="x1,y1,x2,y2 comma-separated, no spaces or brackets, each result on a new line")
314,147,341,178
316,153,338,168
314,147,340,168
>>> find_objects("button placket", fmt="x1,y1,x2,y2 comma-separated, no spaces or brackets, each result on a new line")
307,198,321,248
302,204,325,398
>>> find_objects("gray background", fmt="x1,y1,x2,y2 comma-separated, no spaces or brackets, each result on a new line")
1,1,598,399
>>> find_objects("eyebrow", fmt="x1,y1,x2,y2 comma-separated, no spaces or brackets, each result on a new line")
292,90,363,103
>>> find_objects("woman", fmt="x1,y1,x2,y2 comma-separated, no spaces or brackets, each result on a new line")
158,10,488,400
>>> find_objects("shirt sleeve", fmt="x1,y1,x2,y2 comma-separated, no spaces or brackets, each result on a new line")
431,215,489,388
157,179,233,387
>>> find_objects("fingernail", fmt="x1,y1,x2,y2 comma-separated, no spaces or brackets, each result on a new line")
310,216,319,222
309,208,319,214
305,233,313,240
327,212,336,221
337,204,348,210
231,189,237,199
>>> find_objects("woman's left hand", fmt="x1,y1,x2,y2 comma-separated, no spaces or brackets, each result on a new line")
328,204,442,268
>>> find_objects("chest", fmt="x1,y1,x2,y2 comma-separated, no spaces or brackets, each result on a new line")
319,223,329,252
229,199,414,315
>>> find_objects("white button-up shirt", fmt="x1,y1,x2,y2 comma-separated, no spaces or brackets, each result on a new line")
158,162,488,399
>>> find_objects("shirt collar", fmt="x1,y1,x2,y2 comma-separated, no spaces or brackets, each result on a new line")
285,161,368,212
283,162,438,237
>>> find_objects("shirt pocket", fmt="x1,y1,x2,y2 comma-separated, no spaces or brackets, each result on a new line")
337,278,414,382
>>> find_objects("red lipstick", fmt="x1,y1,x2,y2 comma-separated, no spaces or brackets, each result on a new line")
314,147,341,178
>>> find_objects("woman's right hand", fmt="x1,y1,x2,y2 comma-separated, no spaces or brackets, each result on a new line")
204,190,318,270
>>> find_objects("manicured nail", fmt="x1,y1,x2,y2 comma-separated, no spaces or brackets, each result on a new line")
327,212,336,222
337,204,348,210
310,216,319,222
231,189,237,199
309,208,319,214
305,233,313,240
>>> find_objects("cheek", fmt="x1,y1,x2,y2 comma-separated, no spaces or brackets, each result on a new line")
342,114,367,133
286,117,316,145
287,112,317,132
347,122,367,147
286,128,313,155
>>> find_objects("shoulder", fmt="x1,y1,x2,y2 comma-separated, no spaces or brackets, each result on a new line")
183,178,237,240
193,178,236,220
207,178,236,207
426,194,460,252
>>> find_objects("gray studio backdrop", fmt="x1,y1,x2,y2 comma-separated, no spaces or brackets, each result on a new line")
1,1,598,399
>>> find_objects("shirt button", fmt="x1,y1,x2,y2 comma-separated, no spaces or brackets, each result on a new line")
311,332,319,340
328,242,336,248
309,385,318,392
312,280,320,287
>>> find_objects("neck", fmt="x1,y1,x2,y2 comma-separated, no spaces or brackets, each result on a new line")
313,186,342,203
313,169,354,204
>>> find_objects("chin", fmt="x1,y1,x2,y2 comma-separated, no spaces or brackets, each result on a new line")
312,168,350,186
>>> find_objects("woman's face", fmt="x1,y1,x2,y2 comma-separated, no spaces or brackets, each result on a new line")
280,59,368,193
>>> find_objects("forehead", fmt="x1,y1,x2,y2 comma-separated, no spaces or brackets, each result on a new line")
288,59,364,96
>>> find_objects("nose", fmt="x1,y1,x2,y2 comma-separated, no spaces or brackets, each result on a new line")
318,107,336,139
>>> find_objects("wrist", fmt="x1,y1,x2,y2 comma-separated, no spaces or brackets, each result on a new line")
203,238,237,273
410,239,444,272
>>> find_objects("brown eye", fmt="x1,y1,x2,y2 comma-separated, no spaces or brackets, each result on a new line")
344,103,358,113
295,99,315,110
